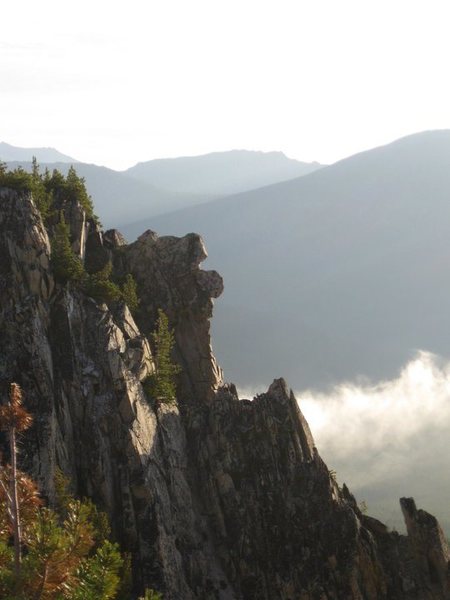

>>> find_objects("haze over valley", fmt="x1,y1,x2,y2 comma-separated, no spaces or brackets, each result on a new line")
2,131,450,533
1,145,323,227
3,2,450,594
120,130,450,532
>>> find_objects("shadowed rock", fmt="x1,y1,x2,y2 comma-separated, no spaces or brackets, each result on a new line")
0,188,449,599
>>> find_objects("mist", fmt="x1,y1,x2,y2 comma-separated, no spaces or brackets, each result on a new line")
239,351,450,533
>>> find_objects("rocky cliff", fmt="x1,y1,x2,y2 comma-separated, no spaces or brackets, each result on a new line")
0,187,449,599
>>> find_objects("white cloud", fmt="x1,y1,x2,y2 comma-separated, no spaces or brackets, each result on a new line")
239,351,450,531
299,351,450,530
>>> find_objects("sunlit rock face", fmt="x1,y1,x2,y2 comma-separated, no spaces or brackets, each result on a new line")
0,187,449,599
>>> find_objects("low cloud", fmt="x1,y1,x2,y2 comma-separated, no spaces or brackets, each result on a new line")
239,351,450,532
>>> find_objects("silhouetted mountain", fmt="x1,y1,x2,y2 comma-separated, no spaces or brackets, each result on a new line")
0,141,78,163
125,149,323,195
122,130,450,391
6,160,208,229
7,150,321,230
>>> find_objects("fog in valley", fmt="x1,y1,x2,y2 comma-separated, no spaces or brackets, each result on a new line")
239,350,450,533
3,132,450,537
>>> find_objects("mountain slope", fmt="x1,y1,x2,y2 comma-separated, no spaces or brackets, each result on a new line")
7,150,322,230
6,160,211,230
0,183,448,599
0,141,78,163
122,130,450,391
125,149,323,195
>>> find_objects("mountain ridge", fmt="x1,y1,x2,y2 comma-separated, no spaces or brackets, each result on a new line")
0,141,79,163
0,179,448,598
4,148,323,230
126,129,450,387
125,148,323,196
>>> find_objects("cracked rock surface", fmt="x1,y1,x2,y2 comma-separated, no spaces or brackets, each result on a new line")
0,188,449,599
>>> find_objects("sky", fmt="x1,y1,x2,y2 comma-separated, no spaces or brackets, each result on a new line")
2,0,450,170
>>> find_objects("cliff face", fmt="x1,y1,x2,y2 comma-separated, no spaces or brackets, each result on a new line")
0,188,449,599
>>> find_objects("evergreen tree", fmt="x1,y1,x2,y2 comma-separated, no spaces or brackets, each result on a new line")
66,165,96,219
0,384,124,599
86,262,122,305
0,383,33,576
0,165,31,191
30,157,53,221
51,213,85,283
121,274,140,314
145,310,181,404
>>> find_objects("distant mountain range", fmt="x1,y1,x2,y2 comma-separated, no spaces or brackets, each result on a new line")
2,144,323,228
0,141,78,163
4,160,199,227
4,132,450,536
122,130,450,391
126,150,322,196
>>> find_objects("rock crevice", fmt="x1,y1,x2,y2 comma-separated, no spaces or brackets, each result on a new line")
0,188,449,599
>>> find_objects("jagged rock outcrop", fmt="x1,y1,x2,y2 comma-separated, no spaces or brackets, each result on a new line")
120,230,224,402
0,187,449,599
400,498,450,598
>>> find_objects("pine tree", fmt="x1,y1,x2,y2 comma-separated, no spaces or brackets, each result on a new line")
145,310,181,404
0,384,124,599
86,262,122,305
66,165,95,219
0,383,33,576
121,274,140,314
30,157,53,221
51,213,85,283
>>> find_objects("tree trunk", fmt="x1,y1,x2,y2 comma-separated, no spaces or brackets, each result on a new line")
10,425,22,576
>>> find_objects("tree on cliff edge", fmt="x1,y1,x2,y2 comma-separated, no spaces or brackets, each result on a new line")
51,213,85,283
0,383,125,599
146,309,181,404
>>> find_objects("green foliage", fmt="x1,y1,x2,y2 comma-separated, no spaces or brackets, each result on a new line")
0,397,124,599
51,213,85,283
0,164,33,192
121,274,140,313
54,469,111,546
115,552,133,600
144,310,181,404
30,156,54,221
139,589,164,600
0,161,97,222
0,497,124,599
86,262,122,305
70,541,123,600
65,165,96,220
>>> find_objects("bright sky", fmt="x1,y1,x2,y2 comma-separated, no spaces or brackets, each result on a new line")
2,0,450,170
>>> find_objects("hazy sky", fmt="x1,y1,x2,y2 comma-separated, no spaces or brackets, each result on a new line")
2,0,450,169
